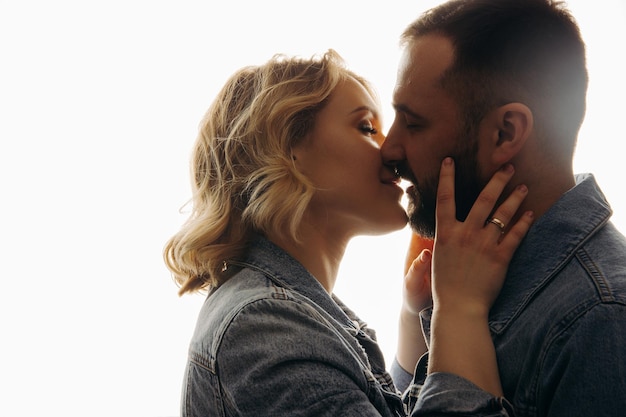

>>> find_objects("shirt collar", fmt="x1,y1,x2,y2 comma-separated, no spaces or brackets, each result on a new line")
420,174,613,341
489,173,612,333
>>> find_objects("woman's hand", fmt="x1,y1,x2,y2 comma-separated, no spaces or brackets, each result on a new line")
427,157,534,396
431,158,533,317
403,249,433,316
396,249,433,373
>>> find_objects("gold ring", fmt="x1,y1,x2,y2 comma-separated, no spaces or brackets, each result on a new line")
486,217,505,231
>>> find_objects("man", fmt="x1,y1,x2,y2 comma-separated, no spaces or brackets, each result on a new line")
383,0,626,416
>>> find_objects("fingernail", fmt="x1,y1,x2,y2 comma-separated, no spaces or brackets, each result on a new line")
443,157,453,166
419,249,432,263
517,184,528,193
502,164,514,173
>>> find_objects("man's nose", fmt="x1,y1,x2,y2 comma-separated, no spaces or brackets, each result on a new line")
380,125,405,165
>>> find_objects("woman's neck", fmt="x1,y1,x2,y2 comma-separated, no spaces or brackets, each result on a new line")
267,226,349,294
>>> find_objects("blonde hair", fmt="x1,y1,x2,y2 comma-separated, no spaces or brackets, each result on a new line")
164,50,375,295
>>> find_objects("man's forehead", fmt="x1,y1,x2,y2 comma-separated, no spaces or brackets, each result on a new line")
399,35,454,82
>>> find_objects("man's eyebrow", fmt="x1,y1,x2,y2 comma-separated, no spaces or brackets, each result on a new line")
392,103,426,121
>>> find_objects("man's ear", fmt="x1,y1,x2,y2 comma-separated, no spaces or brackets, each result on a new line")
489,102,533,165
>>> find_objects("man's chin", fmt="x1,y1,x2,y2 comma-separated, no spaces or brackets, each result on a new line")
407,197,435,239
408,218,435,239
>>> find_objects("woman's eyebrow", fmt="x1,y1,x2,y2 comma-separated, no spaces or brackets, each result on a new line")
349,105,380,120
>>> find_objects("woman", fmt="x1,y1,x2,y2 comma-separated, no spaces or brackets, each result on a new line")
164,50,532,416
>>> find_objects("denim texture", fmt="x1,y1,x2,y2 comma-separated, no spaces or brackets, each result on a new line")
394,174,626,416
181,236,405,417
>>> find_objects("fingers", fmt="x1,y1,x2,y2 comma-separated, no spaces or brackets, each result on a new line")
498,210,534,255
465,163,516,229
435,157,457,233
482,182,526,240
405,249,432,290
436,158,516,232
485,182,527,231
436,157,533,245
403,249,433,315
483,179,533,252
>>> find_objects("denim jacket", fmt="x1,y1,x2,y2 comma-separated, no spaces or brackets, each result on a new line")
393,174,626,416
181,236,405,417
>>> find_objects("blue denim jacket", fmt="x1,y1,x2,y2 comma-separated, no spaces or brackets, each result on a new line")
393,174,626,416
181,236,405,417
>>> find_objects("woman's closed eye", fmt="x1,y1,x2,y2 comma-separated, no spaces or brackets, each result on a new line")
359,123,378,135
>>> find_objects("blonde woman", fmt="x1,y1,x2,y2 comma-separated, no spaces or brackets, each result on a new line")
164,50,532,416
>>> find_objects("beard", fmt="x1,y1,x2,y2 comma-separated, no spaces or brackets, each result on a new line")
406,137,483,239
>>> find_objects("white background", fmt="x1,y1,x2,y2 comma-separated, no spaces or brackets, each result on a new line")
1,1,624,416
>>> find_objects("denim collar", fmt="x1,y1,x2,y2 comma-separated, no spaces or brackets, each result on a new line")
489,173,612,333
232,235,357,330
420,174,613,342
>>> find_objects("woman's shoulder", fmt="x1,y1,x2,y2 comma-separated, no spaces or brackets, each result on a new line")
188,266,330,353
199,267,296,324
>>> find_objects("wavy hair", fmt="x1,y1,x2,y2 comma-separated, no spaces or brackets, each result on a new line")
164,50,374,295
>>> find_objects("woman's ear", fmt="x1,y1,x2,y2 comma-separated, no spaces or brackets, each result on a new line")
289,141,307,171
490,103,533,165
291,143,305,159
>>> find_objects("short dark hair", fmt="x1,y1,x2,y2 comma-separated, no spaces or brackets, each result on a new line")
402,0,588,146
